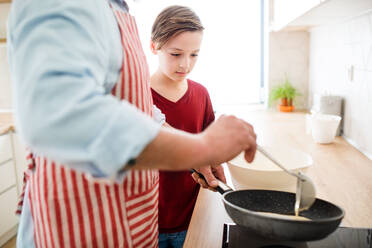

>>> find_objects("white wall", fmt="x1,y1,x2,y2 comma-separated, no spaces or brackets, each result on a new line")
0,43,11,109
0,3,11,110
309,10,372,157
268,31,309,109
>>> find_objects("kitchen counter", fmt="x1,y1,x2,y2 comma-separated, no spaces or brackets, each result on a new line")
184,110,372,248
0,112,13,135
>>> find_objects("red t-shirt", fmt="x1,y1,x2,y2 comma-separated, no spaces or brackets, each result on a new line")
151,79,215,233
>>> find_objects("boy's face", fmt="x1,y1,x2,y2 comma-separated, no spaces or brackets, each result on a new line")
155,31,203,82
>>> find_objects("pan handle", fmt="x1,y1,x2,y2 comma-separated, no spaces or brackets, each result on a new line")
190,169,233,195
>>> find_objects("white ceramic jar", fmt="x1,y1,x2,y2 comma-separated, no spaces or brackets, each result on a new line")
310,114,341,144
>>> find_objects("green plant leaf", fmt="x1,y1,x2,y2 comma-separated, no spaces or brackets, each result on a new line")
268,76,301,106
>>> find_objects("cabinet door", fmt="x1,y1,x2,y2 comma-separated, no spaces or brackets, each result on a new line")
0,160,16,194
0,187,18,239
11,133,28,196
0,133,12,164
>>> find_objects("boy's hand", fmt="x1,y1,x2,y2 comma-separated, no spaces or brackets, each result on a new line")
191,165,226,192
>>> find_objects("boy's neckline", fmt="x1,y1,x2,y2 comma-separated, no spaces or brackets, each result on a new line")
151,79,190,105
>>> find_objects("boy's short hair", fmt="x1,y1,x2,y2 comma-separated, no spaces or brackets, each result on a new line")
151,5,204,50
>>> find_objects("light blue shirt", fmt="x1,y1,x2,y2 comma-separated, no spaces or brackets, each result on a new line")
7,0,161,246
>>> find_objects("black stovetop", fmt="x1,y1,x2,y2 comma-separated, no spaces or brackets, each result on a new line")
222,223,372,248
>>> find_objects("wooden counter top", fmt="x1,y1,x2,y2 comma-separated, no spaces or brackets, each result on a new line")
0,112,13,135
184,110,372,248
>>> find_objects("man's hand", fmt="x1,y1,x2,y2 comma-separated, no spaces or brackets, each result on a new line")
191,165,226,192
201,115,257,167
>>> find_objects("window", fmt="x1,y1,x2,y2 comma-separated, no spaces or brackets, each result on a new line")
134,0,263,108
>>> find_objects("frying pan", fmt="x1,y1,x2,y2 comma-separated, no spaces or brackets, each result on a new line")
193,170,345,241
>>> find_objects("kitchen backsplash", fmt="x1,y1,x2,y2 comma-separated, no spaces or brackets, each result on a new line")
0,43,12,109
309,10,372,158
269,31,309,109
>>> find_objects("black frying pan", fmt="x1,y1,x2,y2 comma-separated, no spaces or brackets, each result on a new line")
192,170,345,241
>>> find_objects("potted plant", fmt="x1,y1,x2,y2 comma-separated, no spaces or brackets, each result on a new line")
269,77,301,112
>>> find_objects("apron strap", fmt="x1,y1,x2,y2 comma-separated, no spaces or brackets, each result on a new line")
15,149,36,215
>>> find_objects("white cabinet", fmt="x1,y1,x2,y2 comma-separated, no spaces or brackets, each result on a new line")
271,0,372,32
0,131,28,246
0,132,18,246
0,133,16,196
0,186,18,246
0,160,16,193
12,132,28,195
0,133,12,162
271,0,322,31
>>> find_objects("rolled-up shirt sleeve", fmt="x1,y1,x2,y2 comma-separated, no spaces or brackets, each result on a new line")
7,0,160,177
153,105,166,125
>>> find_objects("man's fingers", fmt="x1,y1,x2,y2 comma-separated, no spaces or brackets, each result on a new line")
197,178,209,189
244,136,257,163
207,186,217,192
199,167,218,188
238,119,257,163
213,165,226,183
191,172,199,182
192,172,209,188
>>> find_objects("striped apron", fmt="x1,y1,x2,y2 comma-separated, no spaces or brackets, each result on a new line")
17,6,159,248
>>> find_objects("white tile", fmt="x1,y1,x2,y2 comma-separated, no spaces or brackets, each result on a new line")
0,45,11,109
348,15,371,44
309,11,372,156
369,12,372,39
365,43,372,71
350,44,365,69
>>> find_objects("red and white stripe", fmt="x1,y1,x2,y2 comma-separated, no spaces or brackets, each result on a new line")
18,9,159,248
27,157,159,247
16,151,35,215
112,11,153,117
